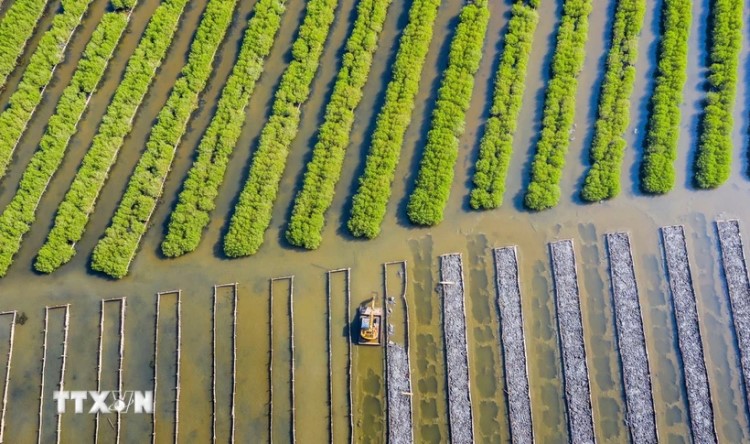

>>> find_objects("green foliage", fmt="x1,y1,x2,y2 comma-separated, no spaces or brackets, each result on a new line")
222,0,340,258
693,0,742,189
469,1,538,210
0,0,100,179
523,0,592,211
284,0,392,250
160,0,288,258
580,0,645,201
34,0,189,274
346,0,441,238
0,0,53,92
406,0,489,225
639,0,690,194
91,0,241,278
0,11,130,278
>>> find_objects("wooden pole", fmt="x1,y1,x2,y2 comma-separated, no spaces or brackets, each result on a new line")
212,285,217,444
37,307,50,444
289,276,296,444
153,290,181,444
0,311,16,443
231,282,238,444
175,291,182,444
326,271,333,443
209,282,239,443
269,276,295,443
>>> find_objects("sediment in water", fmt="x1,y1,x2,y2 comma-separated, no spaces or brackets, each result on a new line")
716,220,750,409
492,246,533,444
549,239,595,444
660,225,716,444
605,232,657,444
439,253,474,444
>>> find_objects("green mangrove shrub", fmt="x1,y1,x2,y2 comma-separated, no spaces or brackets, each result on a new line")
222,0,340,258
34,0,190,273
639,0,690,193
406,0,489,225
346,0,441,238
0,11,130,278
693,0,742,189
523,0,592,211
284,0,393,250
0,0,98,180
580,0,645,201
0,0,53,91
91,0,241,278
160,0,288,258
469,0,539,210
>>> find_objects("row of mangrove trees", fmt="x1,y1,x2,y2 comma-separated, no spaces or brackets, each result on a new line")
469,0,539,210
406,0,489,226
693,0,742,189
523,0,592,211
346,0,441,239
0,7,132,277
580,0,645,201
0,0,97,179
34,0,190,273
160,0,288,258
638,0,691,194
222,0,341,258
91,0,242,278
284,0,393,250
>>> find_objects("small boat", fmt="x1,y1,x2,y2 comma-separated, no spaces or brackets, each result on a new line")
357,298,383,346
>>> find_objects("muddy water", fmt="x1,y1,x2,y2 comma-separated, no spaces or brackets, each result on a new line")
0,0,749,442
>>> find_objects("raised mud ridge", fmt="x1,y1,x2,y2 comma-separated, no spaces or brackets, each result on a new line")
660,225,717,444
549,240,595,444
386,343,413,444
716,220,750,410
605,233,657,444
439,253,474,444
492,246,533,444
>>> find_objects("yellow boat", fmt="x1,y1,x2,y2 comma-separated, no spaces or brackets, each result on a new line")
358,298,383,346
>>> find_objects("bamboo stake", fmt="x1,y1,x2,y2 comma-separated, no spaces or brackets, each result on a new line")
289,276,296,444
57,305,70,444
94,298,126,443
268,279,273,444
212,285,217,444
117,298,126,444
37,307,50,444
345,269,352,444
269,276,295,443
210,282,239,443
231,282,238,444
94,300,105,443
175,291,182,444
0,311,16,444
153,290,181,444
37,305,69,444
152,293,160,444
326,271,333,443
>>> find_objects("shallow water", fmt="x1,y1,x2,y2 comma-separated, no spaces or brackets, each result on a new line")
0,0,748,442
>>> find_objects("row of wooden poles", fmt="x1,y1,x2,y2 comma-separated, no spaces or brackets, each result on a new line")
0,311,16,444
153,290,182,444
269,276,295,444
94,297,126,444
0,265,414,444
212,283,238,444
